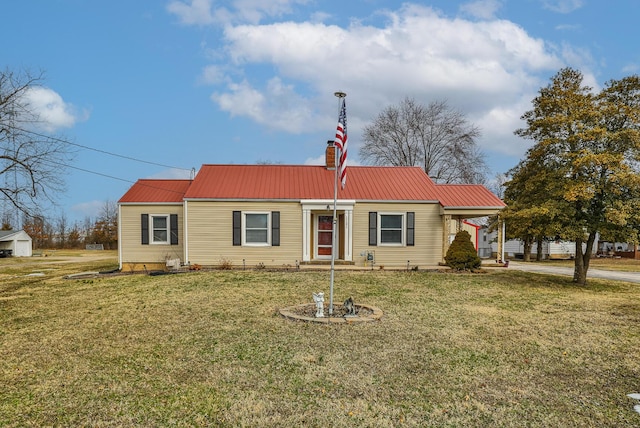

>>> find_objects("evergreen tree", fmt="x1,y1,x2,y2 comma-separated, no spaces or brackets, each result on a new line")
508,68,640,284
445,230,481,271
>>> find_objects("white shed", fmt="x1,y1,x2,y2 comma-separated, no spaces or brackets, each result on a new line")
0,230,33,257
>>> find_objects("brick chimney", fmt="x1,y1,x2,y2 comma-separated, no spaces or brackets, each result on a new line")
325,140,336,170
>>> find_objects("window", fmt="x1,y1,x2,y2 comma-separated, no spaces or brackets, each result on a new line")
233,211,280,246
141,214,178,245
152,215,169,244
379,213,404,245
368,211,414,247
245,213,269,245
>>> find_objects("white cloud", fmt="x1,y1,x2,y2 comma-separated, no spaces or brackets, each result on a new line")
167,0,310,26
200,65,227,85
304,154,325,165
233,0,310,24
147,168,196,179
471,97,533,157
207,4,564,158
212,77,320,133
460,0,503,20
304,153,361,167
167,0,216,25
541,0,584,14
24,87,87,132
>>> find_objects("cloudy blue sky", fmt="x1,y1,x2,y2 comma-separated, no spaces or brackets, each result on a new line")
2,0,639,222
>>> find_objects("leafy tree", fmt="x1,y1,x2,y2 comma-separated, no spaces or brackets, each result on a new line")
360,97,488,184
445,230,481,270
0,68,74,216
509,68,640,284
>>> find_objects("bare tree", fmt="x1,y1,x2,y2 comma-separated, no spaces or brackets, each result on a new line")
360,97,488,184
87,200,118,249
490,172,508,199
55,212,68,248
99,200,117,227
22,214,52,249
0,68,74,216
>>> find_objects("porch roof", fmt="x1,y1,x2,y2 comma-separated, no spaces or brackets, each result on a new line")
435,184,506,209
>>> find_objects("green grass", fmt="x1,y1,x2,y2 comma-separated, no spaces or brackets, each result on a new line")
1,258,640,427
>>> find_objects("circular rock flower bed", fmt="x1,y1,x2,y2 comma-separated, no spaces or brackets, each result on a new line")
279,302,383,324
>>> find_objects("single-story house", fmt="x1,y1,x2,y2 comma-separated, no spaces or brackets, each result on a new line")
0,230,33,257
118,143,506,271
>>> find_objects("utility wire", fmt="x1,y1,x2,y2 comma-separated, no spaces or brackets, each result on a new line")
7,124,192,172
43,158,190,195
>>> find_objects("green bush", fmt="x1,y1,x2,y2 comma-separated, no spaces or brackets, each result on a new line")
445,230,481,271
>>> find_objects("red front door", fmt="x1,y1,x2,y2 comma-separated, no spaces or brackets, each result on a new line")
316,215,333,258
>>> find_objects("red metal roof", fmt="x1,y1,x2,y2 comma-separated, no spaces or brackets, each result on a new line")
118,165,505,209
118,179,192,203
434,184,506,208
183,165,441,201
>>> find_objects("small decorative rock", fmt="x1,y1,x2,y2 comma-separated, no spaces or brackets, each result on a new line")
312,292,325,318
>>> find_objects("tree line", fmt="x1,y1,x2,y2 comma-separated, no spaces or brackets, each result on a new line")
1,200,118,250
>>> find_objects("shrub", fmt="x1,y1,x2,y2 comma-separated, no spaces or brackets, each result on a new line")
445,230,481,271
218,257,233,270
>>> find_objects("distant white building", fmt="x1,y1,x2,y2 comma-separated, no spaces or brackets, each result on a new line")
479,226,601,260
0,230,33,257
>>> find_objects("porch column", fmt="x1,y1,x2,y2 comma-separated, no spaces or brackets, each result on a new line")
442,214,452,263
344,209,353,261
302,208,311,262
496,215,505,262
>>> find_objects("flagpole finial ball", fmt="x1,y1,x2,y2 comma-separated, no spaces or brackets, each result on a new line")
334,91,347,98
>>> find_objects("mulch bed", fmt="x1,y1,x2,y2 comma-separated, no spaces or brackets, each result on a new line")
288,303,373,318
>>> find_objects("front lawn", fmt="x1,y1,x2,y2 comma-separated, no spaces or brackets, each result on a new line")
1,266,639,427
528,257,640,272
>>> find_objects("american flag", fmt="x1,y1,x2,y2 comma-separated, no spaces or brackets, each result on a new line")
334,99,347,188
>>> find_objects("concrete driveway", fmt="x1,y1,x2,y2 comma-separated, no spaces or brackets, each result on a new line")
506,261,640,284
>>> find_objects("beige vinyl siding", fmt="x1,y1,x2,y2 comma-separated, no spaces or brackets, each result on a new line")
352,202,443,268
119,204,185,267
186,201,302,267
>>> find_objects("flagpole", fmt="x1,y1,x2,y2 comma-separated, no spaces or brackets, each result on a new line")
329,91,346,316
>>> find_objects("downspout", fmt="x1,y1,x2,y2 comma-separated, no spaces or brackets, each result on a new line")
117,204,122,270
184,200,189,265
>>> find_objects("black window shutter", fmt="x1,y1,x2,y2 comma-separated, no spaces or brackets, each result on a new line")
271,211,280,246
170,214,179,245
141,214,149,245
407,212,415,246
369,212,377,246
233,211,241,246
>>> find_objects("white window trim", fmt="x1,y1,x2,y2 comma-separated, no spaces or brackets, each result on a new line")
242,211,271,246
378,212,405,246
150,214,170,245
